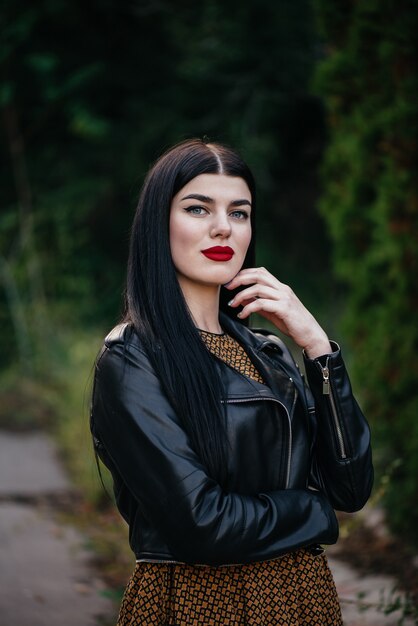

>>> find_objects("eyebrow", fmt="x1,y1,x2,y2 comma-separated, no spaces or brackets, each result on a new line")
180,193,251,207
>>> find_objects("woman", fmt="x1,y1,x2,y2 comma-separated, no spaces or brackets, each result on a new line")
90,138,373,625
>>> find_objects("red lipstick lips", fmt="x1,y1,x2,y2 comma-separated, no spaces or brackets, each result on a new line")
201,246,235,262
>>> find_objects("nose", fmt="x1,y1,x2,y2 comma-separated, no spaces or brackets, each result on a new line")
210,212,231,239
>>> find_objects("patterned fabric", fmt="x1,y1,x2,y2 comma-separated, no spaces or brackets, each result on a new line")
199,330,265,384
116,331,343,625
117,552,342,625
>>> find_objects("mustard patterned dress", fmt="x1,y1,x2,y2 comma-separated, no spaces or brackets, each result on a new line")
116,331,343,626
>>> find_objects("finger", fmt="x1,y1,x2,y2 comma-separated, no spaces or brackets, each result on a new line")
236,298,279,319
225,267,282,291
228,284,280,308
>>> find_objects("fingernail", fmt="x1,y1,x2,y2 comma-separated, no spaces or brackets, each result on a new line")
228,299,235,306
237,311,243,318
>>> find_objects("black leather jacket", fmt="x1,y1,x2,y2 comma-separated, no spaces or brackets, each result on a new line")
90,314,373,566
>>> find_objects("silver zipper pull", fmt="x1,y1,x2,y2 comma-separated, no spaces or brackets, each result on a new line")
322,366,330,395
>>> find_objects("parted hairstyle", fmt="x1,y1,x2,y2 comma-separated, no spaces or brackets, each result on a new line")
123,138,256,482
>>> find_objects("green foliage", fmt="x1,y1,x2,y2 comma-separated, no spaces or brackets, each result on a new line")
313,0,418,542
0,0,327,369
48,325,114,505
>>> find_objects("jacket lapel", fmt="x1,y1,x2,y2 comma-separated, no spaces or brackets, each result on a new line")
219,314,298,417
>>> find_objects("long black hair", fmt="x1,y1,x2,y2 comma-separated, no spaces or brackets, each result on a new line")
123,138,256,482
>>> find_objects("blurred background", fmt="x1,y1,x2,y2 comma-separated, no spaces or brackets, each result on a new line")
1,0,417,620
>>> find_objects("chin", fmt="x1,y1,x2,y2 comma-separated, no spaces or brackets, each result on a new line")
214,264,239,277
217,264,243,283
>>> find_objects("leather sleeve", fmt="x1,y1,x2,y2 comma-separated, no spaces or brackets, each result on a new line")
303,342,373,513
91,338,339,566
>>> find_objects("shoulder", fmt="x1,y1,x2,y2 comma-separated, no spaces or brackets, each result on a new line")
249,327,288,354
104,322,142,351
101,322,152,360
249,326,300,372
220,314,289,357
220,314,299,373
95,322,155,380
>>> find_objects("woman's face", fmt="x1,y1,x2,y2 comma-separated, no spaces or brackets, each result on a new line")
169,174,252,292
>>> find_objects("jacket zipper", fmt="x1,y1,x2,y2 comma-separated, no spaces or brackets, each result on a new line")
317,359,347,459
223,391,296,489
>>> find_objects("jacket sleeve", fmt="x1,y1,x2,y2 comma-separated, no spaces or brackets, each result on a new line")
303,342,373,513
90,338,339,566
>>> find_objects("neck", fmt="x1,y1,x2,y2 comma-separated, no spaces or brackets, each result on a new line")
177,277,222,334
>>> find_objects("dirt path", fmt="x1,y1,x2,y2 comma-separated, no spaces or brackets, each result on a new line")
328,548,415,625
0,431,115,626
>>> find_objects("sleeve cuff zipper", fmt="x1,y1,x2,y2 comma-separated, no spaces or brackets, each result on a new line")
317,359,347,460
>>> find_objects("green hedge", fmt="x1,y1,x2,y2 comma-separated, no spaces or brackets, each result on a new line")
313,1,418,542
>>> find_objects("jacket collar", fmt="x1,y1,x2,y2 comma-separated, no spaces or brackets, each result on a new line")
219,313,299,415
219,312,279,354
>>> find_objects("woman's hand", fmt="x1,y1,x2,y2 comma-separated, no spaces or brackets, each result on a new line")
225,267,332,359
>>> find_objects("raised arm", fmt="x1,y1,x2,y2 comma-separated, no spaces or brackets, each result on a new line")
226,267,373,513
